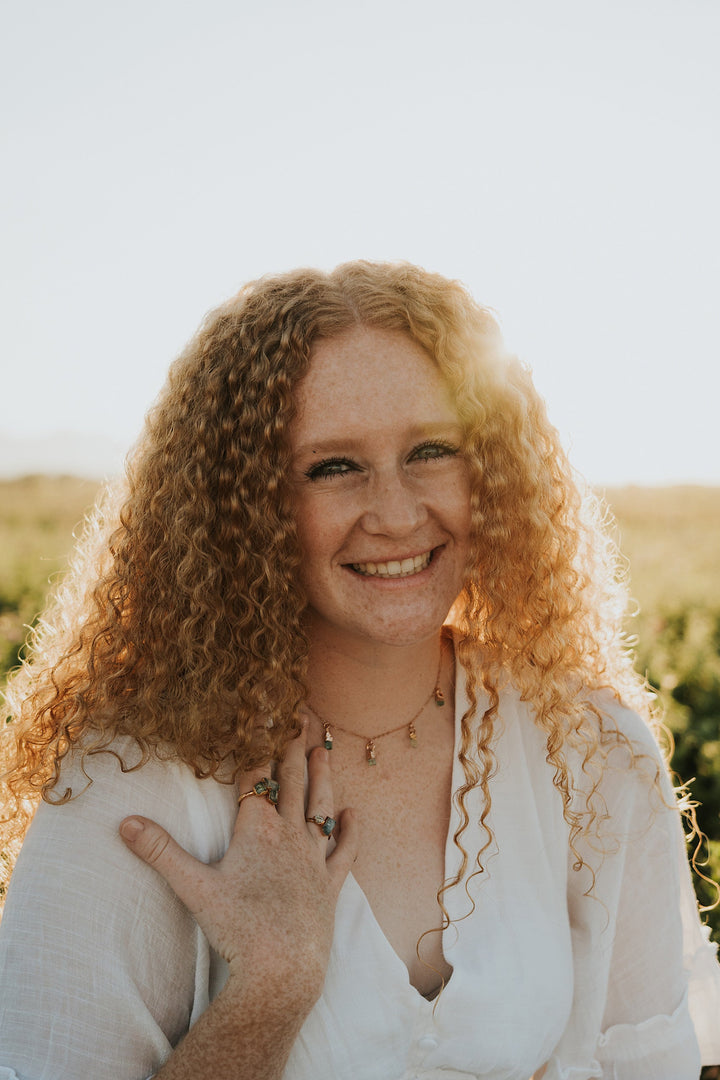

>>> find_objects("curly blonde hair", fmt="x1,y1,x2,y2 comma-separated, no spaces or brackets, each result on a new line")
1,260,659,898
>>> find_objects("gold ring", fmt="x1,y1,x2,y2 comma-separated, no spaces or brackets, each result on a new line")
306,813,336,837
238,777,279,806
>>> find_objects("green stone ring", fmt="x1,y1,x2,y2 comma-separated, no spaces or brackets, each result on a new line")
306,813,336,837
254,777,280,804
238,777,279,807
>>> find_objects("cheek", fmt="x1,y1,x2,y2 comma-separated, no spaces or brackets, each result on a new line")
292,496,341,566
441,474,472,538
293,506,319,565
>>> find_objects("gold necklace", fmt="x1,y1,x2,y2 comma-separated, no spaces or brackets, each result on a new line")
305,648,445,766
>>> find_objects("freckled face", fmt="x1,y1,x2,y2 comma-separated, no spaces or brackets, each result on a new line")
288,326,472,650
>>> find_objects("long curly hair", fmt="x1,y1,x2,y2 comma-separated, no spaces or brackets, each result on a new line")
1,260,659,899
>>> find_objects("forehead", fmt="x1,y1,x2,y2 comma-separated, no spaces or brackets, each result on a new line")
290,326,459,439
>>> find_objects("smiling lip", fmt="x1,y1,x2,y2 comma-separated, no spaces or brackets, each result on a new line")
348,550,434,578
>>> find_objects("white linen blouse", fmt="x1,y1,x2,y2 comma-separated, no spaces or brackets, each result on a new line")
0,675,718,1080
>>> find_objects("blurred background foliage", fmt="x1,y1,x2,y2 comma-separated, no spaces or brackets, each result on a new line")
606,486,720,937
1,477,719,943
0,476,100,677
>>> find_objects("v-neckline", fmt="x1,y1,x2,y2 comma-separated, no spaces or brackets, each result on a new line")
343,871,455,1003
340,648,464,1004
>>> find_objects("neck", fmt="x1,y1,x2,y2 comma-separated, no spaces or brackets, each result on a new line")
305,626,450,739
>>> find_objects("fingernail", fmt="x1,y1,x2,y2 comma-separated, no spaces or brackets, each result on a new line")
120,818,144,841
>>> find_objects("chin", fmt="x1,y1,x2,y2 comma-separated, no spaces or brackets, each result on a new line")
354,610,455,649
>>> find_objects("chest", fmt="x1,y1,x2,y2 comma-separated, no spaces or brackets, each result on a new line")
322,716,456,997
282,740,575,1080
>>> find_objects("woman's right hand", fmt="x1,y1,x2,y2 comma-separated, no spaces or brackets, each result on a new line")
119,724,358,1013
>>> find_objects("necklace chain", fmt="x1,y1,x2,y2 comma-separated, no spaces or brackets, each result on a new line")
305,644,446,765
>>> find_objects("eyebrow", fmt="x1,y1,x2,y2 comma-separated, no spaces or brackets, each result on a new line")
291,422,465,459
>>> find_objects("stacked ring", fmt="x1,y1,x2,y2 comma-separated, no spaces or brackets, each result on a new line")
306,813,336,837
237,777,280,807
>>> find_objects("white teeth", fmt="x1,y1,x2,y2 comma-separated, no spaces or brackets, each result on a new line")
351,551,432,578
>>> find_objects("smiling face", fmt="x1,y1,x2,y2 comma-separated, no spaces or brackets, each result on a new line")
288,325,472,652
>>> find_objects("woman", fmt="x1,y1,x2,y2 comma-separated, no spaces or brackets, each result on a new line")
0,261,718,1079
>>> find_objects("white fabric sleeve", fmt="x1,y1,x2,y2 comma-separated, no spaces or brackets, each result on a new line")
677,814,720,1065
0,741,235,1080
547,699,719,1079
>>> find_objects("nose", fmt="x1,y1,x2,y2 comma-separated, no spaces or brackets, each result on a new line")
360,469,428,537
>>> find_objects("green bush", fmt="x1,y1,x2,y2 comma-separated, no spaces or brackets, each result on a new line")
635,606,720,940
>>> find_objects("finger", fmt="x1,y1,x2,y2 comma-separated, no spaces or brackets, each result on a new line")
304,744,335,839
275,721,308,823
325,808,360,891
235,766,279,822
119,816,208,914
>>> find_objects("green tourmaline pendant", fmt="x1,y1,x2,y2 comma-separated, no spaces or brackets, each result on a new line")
434,686,445,706
409,721,418,748
366,739,377,765
323,723,334,751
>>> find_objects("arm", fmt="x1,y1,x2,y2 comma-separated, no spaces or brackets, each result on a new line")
147,977,311,1080
121,729,357,1080
593,776,720,1074
592,783,703,1077
0,741,205,1078
0,727,356,1080
548,701,718,1079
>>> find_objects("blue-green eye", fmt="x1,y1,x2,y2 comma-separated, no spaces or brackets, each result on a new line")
410,440,459,462
305,457,358,481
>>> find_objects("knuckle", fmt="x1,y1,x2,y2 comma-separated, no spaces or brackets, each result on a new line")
141,830,171,866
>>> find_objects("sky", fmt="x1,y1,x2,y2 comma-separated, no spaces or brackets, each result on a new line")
1,0,718,486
